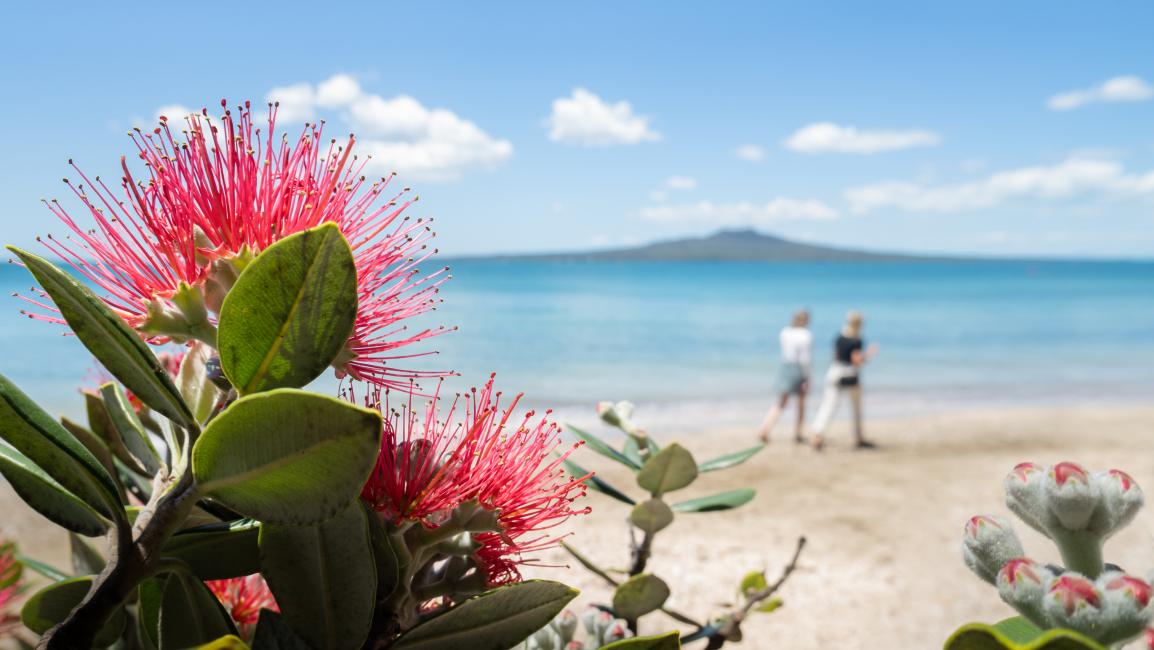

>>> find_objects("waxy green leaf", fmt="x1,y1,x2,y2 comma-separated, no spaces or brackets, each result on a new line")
99,383,161,476
8,247,195,429
0,372,118,517
612,573,670,621
163,520,260,581
945,617,1106,649
259,502,376,650
192,389,381,525
566,425,640,470
629,498,674,534
68,533,105,575
671,489,755,513
698,444,764,472
158,571,238,648
0,444,108,536
602,633,681,649
563,458,635,505
391,580,578,650
217,224,358,395
636,443,697,496
21,577,127,647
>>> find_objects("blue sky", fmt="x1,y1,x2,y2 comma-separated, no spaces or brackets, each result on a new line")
1,2,1152,258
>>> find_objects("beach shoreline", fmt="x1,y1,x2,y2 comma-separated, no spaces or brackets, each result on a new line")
2,404,1153,648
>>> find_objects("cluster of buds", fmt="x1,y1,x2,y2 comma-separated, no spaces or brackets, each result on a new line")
517,608,633,650
963,462,1152,646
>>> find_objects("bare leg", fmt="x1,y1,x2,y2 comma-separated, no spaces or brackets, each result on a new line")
757,393,790,442
794,390,807,442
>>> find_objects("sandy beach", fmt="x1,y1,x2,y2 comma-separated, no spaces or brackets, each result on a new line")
3,405,1153,648
525,404,1154,649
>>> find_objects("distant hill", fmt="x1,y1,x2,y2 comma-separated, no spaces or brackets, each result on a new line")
458,229,948,262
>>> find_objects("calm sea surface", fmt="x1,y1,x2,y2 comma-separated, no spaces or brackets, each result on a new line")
1,259,1151,430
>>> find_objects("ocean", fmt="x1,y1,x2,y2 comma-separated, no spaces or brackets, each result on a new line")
2,259,1151,432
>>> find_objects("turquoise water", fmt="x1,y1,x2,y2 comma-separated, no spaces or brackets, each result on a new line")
1,260,1151,427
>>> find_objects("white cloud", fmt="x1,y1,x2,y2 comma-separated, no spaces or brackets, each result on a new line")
784,122,941,154
638,198,840,225
734,144,766,162
1047,75,1154,111
846,157,1154,214
547,88,660,146
664,175,697,190
263,74,512,181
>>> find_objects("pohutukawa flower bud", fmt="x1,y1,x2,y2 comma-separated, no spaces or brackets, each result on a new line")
1097,572,1154,645
596,401,637,433
1004,462,1051,536
1043,574,1104,637
555,609,579,642
1097,469,1144,537
963,515,1026,584
1045,462,1100,531
997,558,1053,627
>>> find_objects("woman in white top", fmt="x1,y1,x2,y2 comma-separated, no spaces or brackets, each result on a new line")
756,309,812,443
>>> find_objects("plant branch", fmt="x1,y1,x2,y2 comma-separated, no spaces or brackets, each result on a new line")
704,536,807,650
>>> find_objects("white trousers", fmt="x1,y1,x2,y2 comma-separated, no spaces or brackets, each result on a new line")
810,366,862,436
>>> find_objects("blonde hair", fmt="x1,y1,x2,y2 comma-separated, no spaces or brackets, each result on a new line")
790,309,810,328
842,310,864,337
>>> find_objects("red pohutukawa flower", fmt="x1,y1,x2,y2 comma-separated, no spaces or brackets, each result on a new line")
207,574,278,640
23,100,449,389
0,542,24,632
358,376,591,585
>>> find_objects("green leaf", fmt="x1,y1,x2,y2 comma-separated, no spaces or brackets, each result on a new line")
364,503,405,601
0,443,109,536
622,436,644,467
601,632,681,650
612,574,670,621
635,444,697,496
944,618,1107,650
698,444,765,472
194,636,250,650
672,488,756,513
178,342,222,425
8,247,195,429
258,502,376,650
16,555,70,581
391,580,578,650
562,458,635,505
755,597,783,613
69,533,105,575
21,577,127,647
99,383,161,475
217,224,358,395
162,520,260,581
739,570,767,596
192,389,381,525
158,570,238,649
61,417,120,485
629,499,674,534
0,372,118,517
138,577,165,649
251,610,312,650
85,391,150,477
566,425,640,470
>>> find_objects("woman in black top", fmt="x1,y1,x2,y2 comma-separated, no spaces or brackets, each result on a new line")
810,310,878,450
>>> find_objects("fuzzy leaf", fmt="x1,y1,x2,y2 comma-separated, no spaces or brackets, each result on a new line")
601,632,681,649
217,224,358,395
0,372,118,517
636,444,697,496
612,574,671,621
566,425,640,470
99,383,161,475
698,444,764,472
159,570,238,648
8,247,195,428
945,618,1107,649
178,342,221,425
563,458,635,505
391,580,578,650
21,577,127,647
671,489,755,513
629,499,674,534
191,389,381,525
0,443,108,536
259,502,376,650
162,520,260,581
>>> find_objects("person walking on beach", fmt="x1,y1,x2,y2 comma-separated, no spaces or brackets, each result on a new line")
756,309,812,443
810,310,878,450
